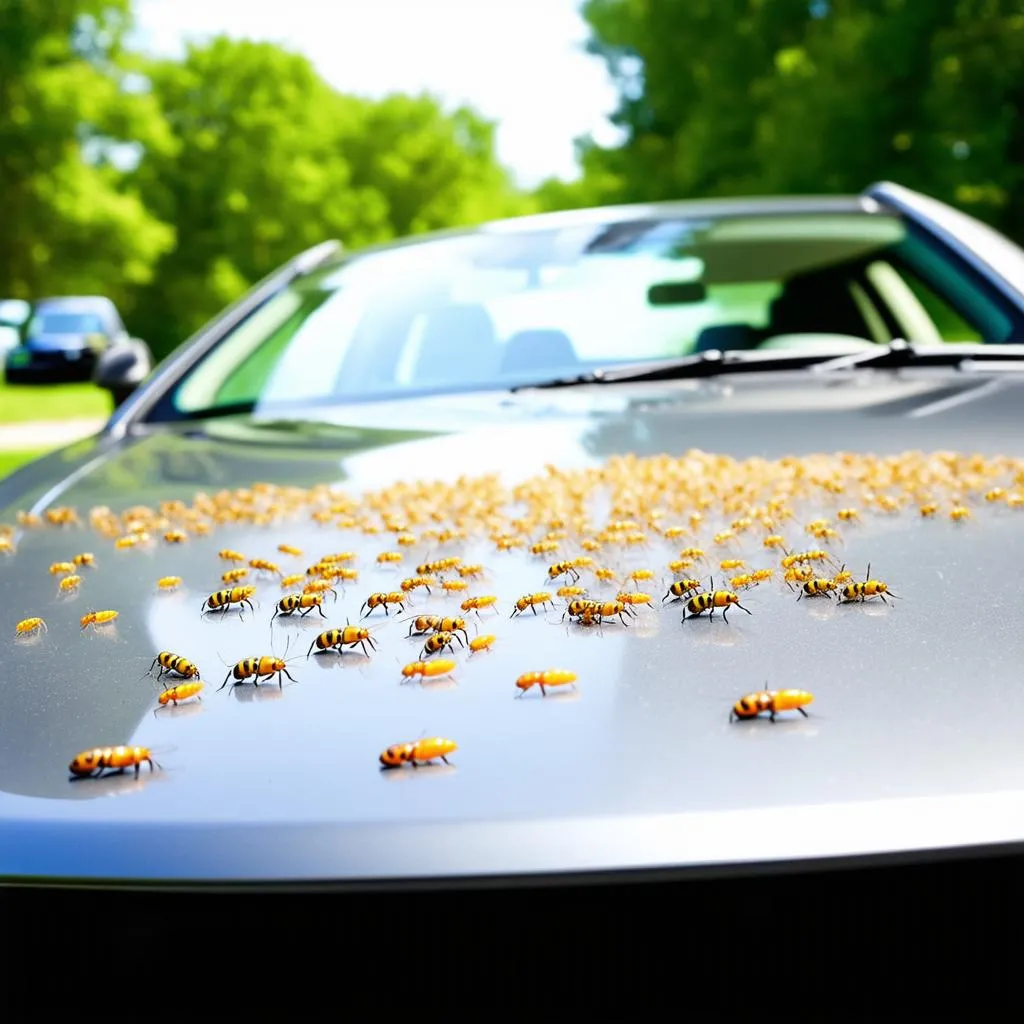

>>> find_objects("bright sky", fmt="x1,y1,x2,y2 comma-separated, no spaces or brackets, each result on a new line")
131,0,624,187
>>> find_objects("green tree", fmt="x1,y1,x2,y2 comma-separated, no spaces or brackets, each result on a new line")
133,37,527,358
0,0,175,307
566,0,1024,242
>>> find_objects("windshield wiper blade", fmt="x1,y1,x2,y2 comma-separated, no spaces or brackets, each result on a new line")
511,349,828,390
810,339,1024,373
514,340,1024,391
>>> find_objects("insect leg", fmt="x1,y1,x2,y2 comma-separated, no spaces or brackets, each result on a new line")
798,707,809,717
282,668,298,684
219,671,232,691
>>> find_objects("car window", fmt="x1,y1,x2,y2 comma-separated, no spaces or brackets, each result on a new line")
155,208,1013,419
29,313,105,335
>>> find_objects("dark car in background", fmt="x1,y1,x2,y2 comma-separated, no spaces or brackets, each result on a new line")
4,296,133,384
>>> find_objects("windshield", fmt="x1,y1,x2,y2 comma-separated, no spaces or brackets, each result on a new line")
159,208,1019,419
28,312,106,335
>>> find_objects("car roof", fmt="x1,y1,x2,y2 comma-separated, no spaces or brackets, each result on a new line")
33,296,118,312
351,194,892,258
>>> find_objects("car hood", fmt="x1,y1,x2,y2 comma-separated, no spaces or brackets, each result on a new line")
4,370,1024,887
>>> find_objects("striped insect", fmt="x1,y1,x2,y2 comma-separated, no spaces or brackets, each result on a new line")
680,578,751,624
219,652,297,691
148,651,201,680
730,689,813,722
839,563,900,605
379,737,457,769
271,592,327,621
15,617,46,636
307,625,378,658
201,586,257,616
69,746,158,779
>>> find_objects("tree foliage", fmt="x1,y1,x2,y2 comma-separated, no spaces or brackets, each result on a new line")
0,6,529,359
0,0,175,307
543,0,1024,244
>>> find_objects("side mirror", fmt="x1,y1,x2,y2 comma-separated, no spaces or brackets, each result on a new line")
92,338,153,408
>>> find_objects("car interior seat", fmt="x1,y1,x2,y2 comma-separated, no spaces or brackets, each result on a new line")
693,323,762,353
767,271,873,341
499,329,578,375
409,303,502,385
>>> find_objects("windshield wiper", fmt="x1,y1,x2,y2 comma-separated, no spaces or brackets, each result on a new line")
512,340,1024,390
510,349,822,390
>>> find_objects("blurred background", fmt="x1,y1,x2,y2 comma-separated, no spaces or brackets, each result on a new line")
1,0,1022,474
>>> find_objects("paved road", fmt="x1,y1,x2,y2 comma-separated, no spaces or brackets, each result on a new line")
0,417,106,451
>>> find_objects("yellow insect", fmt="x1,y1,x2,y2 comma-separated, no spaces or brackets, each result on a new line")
401,576,436,594
0,537,13,555
730,689,813,722
593,568,617,583
547,561,581,583
457,564,485,578
950,505,971,522
663,579,703,604
556,586,587,599
461,595,498,616
115,534,145,549
360,592,406,617
218,549,246,562
15,617,46,636
919,502,938,517
302,579,338,600
149,651,201,680
510,592,554,617
590,600,635,626
729,573,756,591
837,508,860,522
616,591,654,609
249,557,282,576
164,529,188,544
797,578,837,601
440,579,469,593
80,610,119,630
763,535,787,550
156,576,182,592
49,561,75,576
307,625,378,657
469,634,496,653
404,614,441,638
749,568,774,584
420,630,463,659
69,746,157,779
430,617,470,645
220,654,297,690
839,563,900,605
719,559,745,571
515,669,577,697
156,681,204,707
531,540,560,555
201,586,257,615
272,593,327,621
72,553,96,568
377,551,403,564
58,574,82,592
624,569,655,587
783,565,815,588
222,567,249,584
680,581,751,624
679,547,706,561
401,658,457,682
379,737,457,769
278,544,303,556
281,573,305,588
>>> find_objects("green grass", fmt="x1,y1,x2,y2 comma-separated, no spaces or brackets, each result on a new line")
0,379,112,424
0,447,54,479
